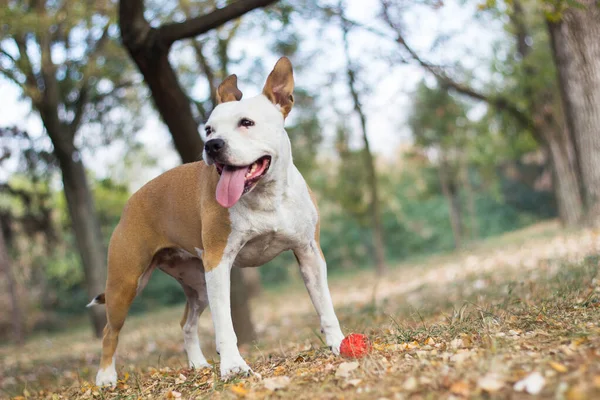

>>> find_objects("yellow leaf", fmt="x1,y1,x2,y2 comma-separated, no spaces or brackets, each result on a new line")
450,380,470,396
425,337,435,345
124,372,130,381
549,361,568,373
230,384,248,397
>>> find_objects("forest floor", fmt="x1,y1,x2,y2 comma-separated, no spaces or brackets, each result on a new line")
2,221,600,399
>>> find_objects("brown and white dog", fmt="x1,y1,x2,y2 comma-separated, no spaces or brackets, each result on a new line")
87,57,345,386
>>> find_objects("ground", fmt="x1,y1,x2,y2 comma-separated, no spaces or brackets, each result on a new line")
1,221,600,399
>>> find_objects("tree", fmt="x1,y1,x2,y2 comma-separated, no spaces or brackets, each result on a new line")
0,1,139,337
546,0,600,226
118,0,280,345
379,0,584,227
0,220,23,346
409,81,470,249
339,9,387,275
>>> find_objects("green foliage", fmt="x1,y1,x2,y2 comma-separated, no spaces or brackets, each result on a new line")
409,81,469,151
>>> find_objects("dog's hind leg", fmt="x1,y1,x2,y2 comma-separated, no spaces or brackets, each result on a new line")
180,283,210,369
96,230,155,387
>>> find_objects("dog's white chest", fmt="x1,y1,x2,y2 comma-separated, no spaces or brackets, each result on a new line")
231,186,317,268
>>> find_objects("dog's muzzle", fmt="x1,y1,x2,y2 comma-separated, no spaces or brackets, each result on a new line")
205,139,225,159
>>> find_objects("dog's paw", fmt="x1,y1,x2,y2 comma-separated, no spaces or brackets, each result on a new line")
220,355,252,380
189,358,211,369
326,331,345,356
95,367,117,387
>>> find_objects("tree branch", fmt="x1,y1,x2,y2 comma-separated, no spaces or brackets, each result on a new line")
70,24,111,136
191,40,218,108
380,1,533,129
157,0,279,47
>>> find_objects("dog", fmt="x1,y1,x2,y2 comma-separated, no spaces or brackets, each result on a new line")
87,57,345,386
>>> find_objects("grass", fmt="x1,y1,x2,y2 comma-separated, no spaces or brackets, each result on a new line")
1,221,600,399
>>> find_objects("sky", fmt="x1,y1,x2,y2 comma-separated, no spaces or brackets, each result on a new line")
0,0,502,190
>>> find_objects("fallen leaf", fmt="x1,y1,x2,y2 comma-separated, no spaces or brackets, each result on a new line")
514,372,545,395
335,361,359,378
403,376,418,391
477,373,504,392
549,361,568,373
166,390,182,398
450,350,472,364
264,376,291,391
450,380,470,396
175,373,187,384
347,378,362,387
230,383,248,397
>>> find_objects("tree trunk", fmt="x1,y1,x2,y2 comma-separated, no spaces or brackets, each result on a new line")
54,140,107,337
119,1,257,344
548,3,600,226
230,267,257,344
241,268,262,298
0,222,24,345
460,162,478,240
438,160,463,249
544,125,584,227
341,22,387,276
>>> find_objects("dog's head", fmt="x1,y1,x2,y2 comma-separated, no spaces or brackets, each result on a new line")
203,57,295,208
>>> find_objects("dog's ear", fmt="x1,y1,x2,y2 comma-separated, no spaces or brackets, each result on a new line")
216,74,243,104
262,57,294,119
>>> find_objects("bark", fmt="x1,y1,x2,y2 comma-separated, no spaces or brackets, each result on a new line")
241,268,262,298
438,158,463,249
543,120,584,226
0,222,24,346
119,0,279,344
51,134,108,337
341,20,387,276
230,267,257,344
460,162,478,240
548,2,600,226
33,22,108,338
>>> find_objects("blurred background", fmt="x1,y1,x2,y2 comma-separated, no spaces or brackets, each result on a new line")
0,0,598,347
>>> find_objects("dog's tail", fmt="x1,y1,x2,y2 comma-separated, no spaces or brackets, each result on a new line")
86,293,106,308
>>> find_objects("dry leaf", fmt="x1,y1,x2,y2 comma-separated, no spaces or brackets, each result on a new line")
477,373,504,392
264,376,291,391
549,361,568,373
514,372,545,395
166,390,182,398
450,350,472,364
175,373,187,384
450,380,470,396
335,361,359,378
230,383,248,397
346,379,362,387
403,376,418,391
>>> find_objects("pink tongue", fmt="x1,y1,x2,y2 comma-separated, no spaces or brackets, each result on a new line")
216,166,248,208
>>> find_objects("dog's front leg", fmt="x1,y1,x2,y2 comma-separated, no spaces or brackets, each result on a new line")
204,249,252,379
294,241,345,354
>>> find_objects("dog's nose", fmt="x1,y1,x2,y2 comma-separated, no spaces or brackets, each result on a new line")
205,139,225,156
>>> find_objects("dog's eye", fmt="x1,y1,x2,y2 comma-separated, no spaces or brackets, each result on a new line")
239,118,255,128
205,126,212,136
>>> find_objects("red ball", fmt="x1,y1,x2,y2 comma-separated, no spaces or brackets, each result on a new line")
339,333,371,358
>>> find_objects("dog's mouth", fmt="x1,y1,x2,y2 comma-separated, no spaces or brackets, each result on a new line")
214,156,271,208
